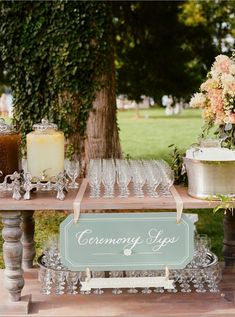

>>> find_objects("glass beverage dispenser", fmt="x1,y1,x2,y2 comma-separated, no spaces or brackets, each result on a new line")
26,119,65,180
0,118,21,182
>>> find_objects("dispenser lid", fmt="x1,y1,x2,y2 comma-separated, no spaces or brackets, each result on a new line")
0,118,15,134
33,118,58,131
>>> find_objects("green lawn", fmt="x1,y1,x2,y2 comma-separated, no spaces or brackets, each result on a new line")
118,108,203,160
0,108,224,268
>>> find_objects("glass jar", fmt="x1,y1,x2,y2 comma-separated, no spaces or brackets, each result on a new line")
26,119,64,180
200,138,221,148
0,118,21,182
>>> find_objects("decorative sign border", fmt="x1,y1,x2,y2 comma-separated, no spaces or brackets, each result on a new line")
60,212,194,271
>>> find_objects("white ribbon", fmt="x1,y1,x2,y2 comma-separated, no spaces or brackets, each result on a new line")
170,186,184,223
73,178,88,223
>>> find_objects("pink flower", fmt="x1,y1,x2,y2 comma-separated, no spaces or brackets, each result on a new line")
229,113,235,124
207,88,224,110
190,54,235,126
202,107,215,123
189,92,207,108
229,63,235,75
200,78,219,92
212,54,232,75
215,109,226,125
221,73,235,97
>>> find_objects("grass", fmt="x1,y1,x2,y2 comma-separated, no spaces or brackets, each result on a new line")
118,108,203,160
0,108,224,268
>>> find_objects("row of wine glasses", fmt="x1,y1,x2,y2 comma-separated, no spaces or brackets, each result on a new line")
39,265,221,296
39,234,221,295
24,158,173,194
87,159,174,198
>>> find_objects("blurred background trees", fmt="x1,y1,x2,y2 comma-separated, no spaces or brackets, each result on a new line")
114,0,235,102
0,0,234,157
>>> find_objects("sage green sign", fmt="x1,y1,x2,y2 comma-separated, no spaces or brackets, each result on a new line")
60,212,194,271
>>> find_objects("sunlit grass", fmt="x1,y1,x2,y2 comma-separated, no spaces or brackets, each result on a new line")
118,108,203,160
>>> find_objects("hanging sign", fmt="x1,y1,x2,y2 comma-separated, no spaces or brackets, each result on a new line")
60,212,194,272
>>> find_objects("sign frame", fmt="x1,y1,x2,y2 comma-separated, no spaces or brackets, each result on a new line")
60,212,194,272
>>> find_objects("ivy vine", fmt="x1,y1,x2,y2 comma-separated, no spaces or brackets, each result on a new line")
0,1,112,154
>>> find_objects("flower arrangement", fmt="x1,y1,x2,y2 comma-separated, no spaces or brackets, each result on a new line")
190,53,235,147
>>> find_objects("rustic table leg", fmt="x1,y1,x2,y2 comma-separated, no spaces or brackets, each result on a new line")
1,211,24,301
223,210,235,267
21,211,35,269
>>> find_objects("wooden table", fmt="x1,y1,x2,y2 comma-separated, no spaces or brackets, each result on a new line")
0,181,234,315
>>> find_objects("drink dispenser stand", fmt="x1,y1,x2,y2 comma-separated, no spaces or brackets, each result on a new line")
0,118,76,200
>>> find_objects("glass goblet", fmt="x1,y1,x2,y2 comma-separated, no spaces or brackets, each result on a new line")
92,271,105,295
65,160,80,189
140,271,153,294
110,271,123,295
125,271,139,294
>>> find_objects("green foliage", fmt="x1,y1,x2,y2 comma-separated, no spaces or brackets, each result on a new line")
217,124,235,149
168,144,187,185
179,0,235,75
65,143,75,161
113,1,235,102
180,1,235,52
210,194,235,214
114,2,199,102
0,1,112,152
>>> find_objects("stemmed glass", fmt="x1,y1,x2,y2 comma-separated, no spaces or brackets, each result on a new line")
179,270,191,293
155,160,174,196
153,270,165,293
141,270,153,294
41,268,53,295
143,160,161,197
130,160,146,197
65,160,80,189
66,272,79,295
109,271,123,295
206,265,221,293
193,269,207,293
79,271,91,295
116,160,131,198
92,271,105,295
125,270,139,293
102,159,116,198
54,271,66,295
87,159,102,198
194,234,211,267
42,234,60,267
167,269,179,293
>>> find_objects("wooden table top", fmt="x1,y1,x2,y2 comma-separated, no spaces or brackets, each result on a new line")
0,179,224,211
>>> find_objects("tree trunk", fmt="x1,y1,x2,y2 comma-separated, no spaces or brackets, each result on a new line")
84,52,122,162
63,50,122,175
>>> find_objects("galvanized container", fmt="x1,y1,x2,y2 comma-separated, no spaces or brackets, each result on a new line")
183,157,235,199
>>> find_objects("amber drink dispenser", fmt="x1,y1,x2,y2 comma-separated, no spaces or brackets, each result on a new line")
0,118,21,182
